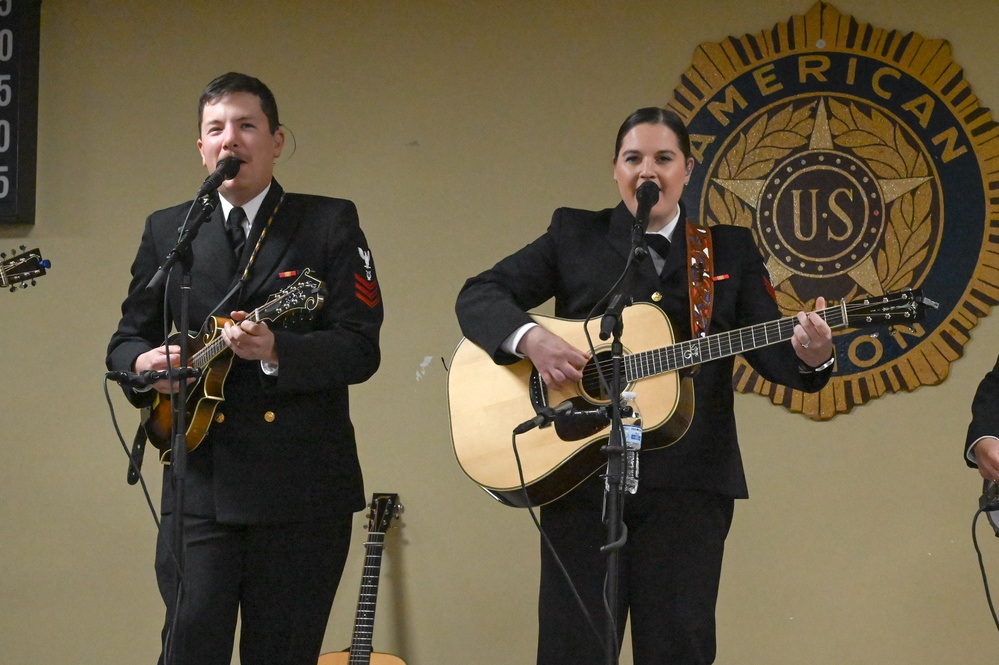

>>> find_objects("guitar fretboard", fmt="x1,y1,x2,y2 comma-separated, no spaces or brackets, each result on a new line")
349,532,386,663
190,306,268,370
188,276,319,370
624,302,848,381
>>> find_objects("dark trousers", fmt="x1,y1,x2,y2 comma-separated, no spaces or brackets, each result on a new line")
155,513,353,665
537,481,735,665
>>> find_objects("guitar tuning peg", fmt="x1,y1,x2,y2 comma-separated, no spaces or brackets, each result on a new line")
18,244,25,251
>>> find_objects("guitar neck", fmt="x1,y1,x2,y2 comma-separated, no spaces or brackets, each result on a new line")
626,300,848,380
187,269,324,370
348,532,387,664
190,303,269,370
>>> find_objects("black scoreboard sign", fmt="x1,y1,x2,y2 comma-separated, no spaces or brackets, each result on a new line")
0,0,39,226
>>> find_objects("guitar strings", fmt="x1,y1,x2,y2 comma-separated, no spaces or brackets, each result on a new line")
576,296,913,383
190,278,313,370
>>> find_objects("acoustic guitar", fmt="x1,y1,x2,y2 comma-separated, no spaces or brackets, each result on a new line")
143,269,325,460
318,492,405,665
1,246,49,291
447,289,932,508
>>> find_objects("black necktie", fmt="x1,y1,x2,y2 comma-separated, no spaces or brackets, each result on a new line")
645,233,671,278
226,207,247,259
645,233,671,260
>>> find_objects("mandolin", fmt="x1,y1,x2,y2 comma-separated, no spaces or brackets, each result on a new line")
143,268,325,461
1,246,49,291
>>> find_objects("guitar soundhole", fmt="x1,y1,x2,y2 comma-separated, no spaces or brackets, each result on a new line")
579,350,614,403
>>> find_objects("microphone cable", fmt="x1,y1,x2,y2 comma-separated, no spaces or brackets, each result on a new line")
511,429,613,661
971,507,999,634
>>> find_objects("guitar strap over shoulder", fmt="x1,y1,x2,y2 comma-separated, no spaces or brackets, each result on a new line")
685,219,714,340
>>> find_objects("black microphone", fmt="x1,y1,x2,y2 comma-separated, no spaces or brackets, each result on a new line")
981,480,999,512
105,369,173,389
599,292,633,340
634,180,660,232
555,405,610,429
554,404,633,430
514,401,574,435
196,156,242,198
981,481,999,538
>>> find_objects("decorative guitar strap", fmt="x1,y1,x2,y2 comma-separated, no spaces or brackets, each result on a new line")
239,192,286,283
209,193,287,320
685,219,715,340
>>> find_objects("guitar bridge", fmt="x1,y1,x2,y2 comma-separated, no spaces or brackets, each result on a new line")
527,366,549,414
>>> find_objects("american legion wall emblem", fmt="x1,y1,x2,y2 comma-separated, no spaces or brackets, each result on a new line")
667,1,999,419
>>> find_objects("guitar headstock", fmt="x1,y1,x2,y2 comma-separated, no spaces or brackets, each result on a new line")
366,493,402,534
1,246,49,292
842,289,938,327
260,268,326,322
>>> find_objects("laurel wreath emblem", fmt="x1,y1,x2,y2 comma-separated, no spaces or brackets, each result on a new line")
707,102,814,232
670,2,999,419
826,99,934,293
705,96,935,312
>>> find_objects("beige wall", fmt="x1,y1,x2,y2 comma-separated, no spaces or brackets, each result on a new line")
2,0,998,663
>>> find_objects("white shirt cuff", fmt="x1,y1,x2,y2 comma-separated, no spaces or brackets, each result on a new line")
502,322,538,358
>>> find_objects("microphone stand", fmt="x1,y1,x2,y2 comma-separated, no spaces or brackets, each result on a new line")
597,224,649,665
143,193,219,665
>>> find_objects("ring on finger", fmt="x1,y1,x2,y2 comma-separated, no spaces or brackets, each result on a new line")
801,338,811,348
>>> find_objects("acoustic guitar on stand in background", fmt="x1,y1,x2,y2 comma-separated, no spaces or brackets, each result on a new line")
1,246,49,292
318,492,405,665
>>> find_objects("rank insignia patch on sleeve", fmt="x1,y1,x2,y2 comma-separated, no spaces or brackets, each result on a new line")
355,247,380,307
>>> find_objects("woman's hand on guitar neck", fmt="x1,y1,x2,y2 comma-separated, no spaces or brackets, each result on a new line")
517,326,589,390
223,311,278,365
791,295,834,368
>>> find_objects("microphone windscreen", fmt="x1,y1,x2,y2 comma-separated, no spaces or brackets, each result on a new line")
636,180,660,208
217,156,242,179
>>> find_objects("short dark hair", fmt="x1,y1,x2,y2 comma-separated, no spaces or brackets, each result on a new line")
198,72,280,134
614,107,691,162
